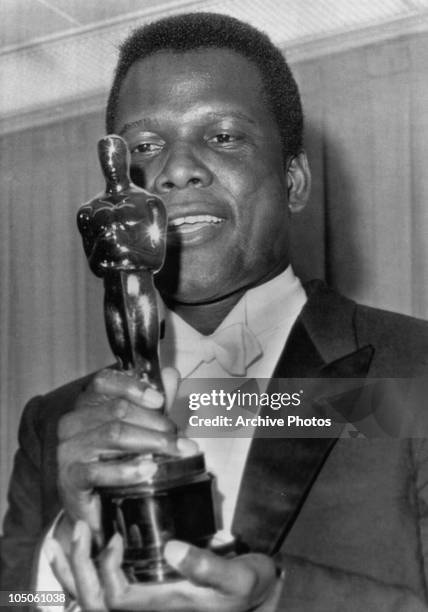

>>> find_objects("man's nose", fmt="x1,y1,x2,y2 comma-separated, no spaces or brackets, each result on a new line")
154,143,212,192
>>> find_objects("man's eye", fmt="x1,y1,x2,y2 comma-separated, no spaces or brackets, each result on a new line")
207,133,242,147
211,133,235,144
131,143,162,154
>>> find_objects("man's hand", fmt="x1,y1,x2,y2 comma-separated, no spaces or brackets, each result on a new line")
55,367,193,548
48,520,283,612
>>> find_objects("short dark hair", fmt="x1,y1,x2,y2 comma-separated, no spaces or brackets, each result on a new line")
106,12,303,159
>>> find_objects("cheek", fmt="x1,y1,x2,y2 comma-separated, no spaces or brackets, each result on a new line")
224,153,286,198
227,167,288,232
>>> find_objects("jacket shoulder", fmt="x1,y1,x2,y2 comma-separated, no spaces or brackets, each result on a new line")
354,303,428,376
22,372,96,435
355,302,428,349
303,280,428,376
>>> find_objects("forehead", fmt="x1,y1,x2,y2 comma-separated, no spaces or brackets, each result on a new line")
114,48,273,130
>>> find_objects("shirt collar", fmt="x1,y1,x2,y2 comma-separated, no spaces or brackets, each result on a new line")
243,265,306,336
159,266,305,378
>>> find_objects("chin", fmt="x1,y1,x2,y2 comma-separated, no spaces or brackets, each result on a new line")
155,268,225,304
157,280,214,305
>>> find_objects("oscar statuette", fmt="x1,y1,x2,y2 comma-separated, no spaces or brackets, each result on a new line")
77,135,215,582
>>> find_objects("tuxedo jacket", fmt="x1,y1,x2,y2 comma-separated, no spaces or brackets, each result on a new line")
2,280,428,611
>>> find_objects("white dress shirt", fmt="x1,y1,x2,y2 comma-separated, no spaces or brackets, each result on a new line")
162,266,306,542
36,266,306,607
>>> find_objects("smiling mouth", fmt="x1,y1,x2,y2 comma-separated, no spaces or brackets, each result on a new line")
167,214,224,234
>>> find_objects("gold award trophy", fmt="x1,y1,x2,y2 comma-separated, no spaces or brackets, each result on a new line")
77,135,215,582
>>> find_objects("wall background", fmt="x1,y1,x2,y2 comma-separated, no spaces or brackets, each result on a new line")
1,32,428,526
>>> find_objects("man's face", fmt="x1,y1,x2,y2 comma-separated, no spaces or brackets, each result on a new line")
114,48,295,303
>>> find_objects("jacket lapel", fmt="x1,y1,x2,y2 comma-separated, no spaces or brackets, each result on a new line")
232,281,374,554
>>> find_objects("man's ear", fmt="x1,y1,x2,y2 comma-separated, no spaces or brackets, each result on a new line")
286,152,311,213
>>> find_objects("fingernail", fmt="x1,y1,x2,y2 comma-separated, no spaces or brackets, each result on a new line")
143,387,164,408
177,437,199,457
136,459,158,481
164,540,190,568
107,532,122,551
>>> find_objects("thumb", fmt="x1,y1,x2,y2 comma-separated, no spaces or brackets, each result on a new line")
161,367,180,411
164,540,232,589
164,540,275,599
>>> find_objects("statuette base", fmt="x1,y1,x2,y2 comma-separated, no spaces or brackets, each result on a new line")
99,453,216,582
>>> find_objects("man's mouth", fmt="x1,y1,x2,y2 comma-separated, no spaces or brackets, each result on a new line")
166,213,225,246
168,214,223,233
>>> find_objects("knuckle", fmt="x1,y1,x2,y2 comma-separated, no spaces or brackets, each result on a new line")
194,554,211,578
112,398,128,419
105,419,124,444
117,464,135,484
91,369,112,392
59,409,96,440
158,430,176,452
91,378,104,395
76,388,102,411
84,461,99,484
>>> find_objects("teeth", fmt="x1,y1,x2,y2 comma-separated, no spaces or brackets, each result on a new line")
169,214,222,227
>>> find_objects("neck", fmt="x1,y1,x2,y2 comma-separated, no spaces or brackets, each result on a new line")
165,289,246,335
163,264,290,335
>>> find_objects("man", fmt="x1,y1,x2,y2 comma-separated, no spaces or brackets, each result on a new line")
2,12,428,612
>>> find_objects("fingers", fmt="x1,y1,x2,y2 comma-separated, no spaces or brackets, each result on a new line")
98,531,129,601
59,370,171,443
177,436,200,456
162,367,180,411
70,521,108,611
90,369,164,410
57,366,189,531
164,540,276,601
51,525,278,612
70,521,129,611
45,538,77,598
96,540,277,612
64,456,158,491
59,401,176,441
48,520,123,612
61,420,178,459
238,553,278,604
89,366,180,413
59,368,179,444
165,541,242,591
